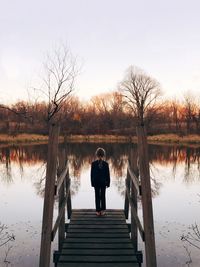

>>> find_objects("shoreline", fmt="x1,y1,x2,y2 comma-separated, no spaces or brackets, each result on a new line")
0,133,200,146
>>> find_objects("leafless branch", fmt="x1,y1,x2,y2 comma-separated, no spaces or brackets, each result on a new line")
0,105,27,117
181,223,200,250
38,44,80,122
0,223,15,249
183,245,192,267
3,245,13,267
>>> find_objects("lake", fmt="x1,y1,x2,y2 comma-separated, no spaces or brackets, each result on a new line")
0,142,200,267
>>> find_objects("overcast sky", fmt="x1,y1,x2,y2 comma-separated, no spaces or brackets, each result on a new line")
1,0,200,103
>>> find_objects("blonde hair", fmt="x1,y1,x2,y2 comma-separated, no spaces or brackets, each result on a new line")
95,147,106,158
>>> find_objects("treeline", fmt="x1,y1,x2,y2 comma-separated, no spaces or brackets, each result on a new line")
0,91,200,136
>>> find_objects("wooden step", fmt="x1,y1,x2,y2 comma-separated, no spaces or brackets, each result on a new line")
60,248,136,255
62,243,134,249
57,263,140,267
55,209,142,267
58,255,138,263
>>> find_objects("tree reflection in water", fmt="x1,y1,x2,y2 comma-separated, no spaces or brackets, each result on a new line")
0,147,12,185
64,143,130,196
0,143,200,197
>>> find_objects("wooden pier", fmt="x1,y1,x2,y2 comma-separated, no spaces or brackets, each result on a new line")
39,124,157,267
54,209,142,267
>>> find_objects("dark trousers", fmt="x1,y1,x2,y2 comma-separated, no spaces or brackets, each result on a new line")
94,187,106,212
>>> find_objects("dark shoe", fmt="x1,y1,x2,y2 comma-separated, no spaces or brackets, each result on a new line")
96,212,101,216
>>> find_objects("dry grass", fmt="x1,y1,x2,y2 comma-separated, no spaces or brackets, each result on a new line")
0,134,49,144
64,134,134,143
148,134,200,144
1,133,200,145
65,134,200,145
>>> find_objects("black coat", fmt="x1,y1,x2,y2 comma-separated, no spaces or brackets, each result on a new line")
91,160,110,188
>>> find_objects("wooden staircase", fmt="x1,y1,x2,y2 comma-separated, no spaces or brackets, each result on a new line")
54,209,142,267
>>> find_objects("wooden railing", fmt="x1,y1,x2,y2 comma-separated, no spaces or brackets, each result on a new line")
125,162,145,242
39,124,72,267
125,125,157,267
51,162,71,243
40,124,156,267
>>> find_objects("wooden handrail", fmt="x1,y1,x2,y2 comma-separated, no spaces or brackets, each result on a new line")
39,126,72,267
127,163,141,195
126,188,145,241
55,162,69,195
137,125,157,267
39,124,60,267
51,180,70,241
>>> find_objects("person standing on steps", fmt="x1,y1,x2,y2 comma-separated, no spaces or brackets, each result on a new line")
91,147,110,216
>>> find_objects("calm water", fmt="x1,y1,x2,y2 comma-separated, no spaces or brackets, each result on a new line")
0,143,200,267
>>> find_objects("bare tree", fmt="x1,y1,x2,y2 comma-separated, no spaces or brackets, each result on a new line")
119,66,161,125
183,92,197,135
35,44,79,123
120,66,160,266
0,45,79,133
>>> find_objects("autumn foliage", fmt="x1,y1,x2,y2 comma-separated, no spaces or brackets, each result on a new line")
1,91,200,137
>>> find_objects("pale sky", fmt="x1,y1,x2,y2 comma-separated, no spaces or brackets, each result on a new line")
1,0,200,103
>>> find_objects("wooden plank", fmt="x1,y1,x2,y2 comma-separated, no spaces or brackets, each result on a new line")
71,217,126,221
71,215,125,218
68,225,128,229
71,213,125,217
62,243,134,249
66,168,72,219
67,188,72,219
56,162,69,194
67,228,129,234
58,175,65,250
131,179,138,250
69,221,126,225
66,233,129,238
64,238,132,243
71,218,125,221
57,263,139,267
60,249,135,255
51,182,70,241
126,188,145,241
71,217,125,220
124,172,130,219
129,147,139,250
58,255,138,262
127,163,140,194
67,228,129,233
72,213,124,216
57,148,66,251
72,209,124,212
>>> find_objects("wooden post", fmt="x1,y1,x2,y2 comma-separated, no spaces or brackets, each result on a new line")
130,146,138,251
39,123,60,267
66,167,72,219
58,148,66,251
124,171,130,219
137,126,157,267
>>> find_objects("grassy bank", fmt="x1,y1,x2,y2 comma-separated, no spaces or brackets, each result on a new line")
1,133,200,145
147,134,200,145
0,134,49,145
64,134,137,143
65,134,200,145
